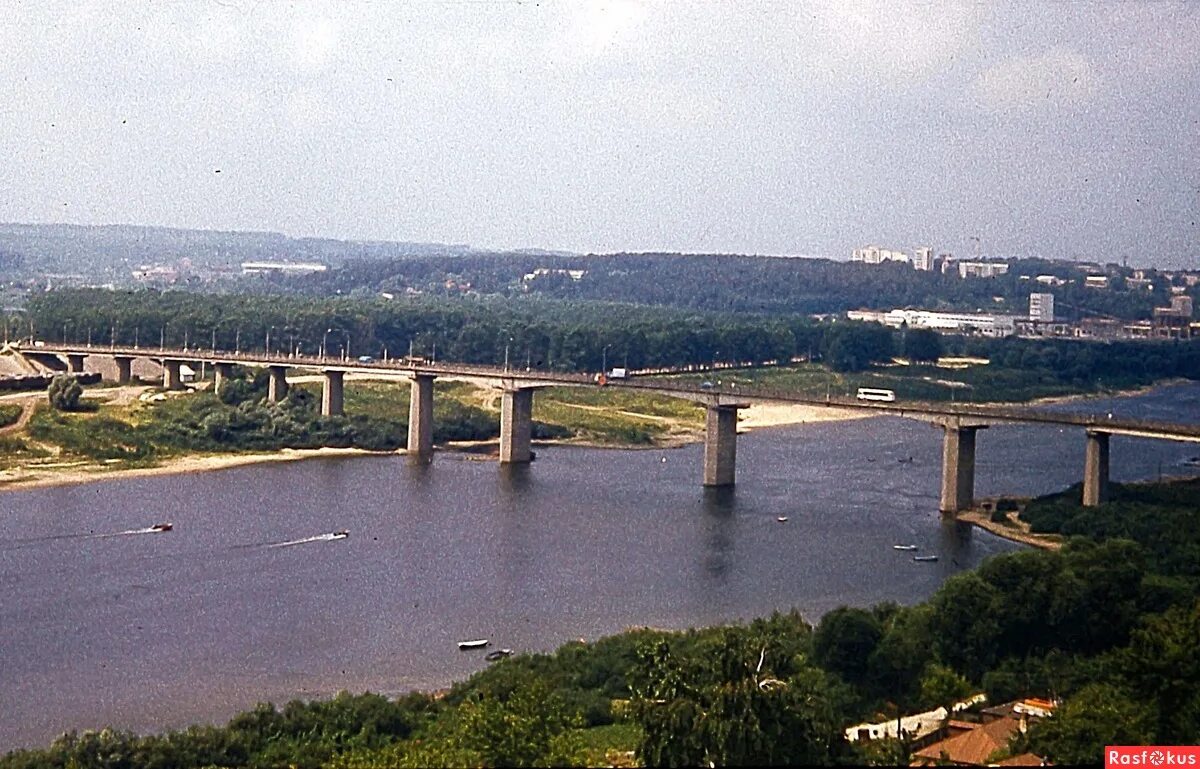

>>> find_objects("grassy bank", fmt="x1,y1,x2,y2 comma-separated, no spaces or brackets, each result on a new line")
656,359,1173,403
0,375,706,483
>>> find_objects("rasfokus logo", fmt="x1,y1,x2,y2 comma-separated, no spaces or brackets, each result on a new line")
1107,747,1200,767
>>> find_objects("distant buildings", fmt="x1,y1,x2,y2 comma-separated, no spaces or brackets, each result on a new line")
851,246,909,265
241,261,327,275
847,308,1016,337
958,261,1010,279
850,245,939,271
1028,293,1055,322
522,267,586,282
1151,294,1195,339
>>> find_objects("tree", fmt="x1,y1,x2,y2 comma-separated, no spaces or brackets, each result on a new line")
811,607,883,687
47,374,82,411
1026,683,1157,765
903,328,943,364
918,663,974,711
631,628,851,767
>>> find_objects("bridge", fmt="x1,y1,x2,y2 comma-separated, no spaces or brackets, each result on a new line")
23,343,1200,514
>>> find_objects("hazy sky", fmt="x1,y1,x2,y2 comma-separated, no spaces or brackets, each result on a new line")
1,2,1197,267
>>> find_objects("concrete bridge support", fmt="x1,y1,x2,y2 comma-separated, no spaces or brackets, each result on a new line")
162,359,184,390
1083,430,1110,507
113,356,133,385
267,366,289,403
500,388,534,464
703,405,741,487
213,363,235,395
408,374,435,459
940,424,982,513
322,370,345,417
67,353,87,374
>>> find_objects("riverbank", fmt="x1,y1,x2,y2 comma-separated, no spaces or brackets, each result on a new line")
0,446,390,494
957,503,1063,551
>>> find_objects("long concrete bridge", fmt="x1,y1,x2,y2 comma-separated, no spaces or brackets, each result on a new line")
25,343,1200,514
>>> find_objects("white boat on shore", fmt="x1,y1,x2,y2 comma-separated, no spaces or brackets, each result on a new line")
457,639,490,650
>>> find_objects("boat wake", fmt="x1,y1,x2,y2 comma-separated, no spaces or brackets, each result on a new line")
91,524,173,539
266,531,350,548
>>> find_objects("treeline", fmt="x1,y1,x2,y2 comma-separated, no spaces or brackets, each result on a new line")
5,479,1198,767
22,289,1200,386
294,252,1193,321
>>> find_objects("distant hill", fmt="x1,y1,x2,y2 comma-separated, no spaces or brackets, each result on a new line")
0,222,477,282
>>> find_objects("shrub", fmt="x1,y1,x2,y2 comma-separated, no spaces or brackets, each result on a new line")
46,375,82,411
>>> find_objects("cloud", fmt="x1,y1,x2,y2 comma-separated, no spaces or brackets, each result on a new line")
793,0,981,82
970,48,1098,113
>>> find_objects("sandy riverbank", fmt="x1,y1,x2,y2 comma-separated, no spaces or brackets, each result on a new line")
0,446,392,494
956,506,1063,551
737,402,871,431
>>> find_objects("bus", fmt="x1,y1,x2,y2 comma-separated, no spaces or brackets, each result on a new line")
856,388,896,402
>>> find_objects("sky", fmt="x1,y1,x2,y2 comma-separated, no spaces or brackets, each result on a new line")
0,1,1197,268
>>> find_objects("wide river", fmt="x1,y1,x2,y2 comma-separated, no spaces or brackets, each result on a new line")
1,383,1198,749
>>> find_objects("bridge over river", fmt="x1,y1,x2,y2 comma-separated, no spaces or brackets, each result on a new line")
25,343,1200,514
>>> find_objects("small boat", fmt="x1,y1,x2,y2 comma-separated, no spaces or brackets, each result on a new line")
457,639,490,650
331,530,350,539
776,516,789,523
912,555,939,562
150,523,173,532
485,648,513,662
892,544,918,551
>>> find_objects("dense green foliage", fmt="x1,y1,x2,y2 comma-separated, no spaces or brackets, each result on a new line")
0,402,21,428
46,374,82,411
25,289,1200,399
297,252,1194,321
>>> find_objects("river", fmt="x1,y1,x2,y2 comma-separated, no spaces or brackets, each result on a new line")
1,383,1197,749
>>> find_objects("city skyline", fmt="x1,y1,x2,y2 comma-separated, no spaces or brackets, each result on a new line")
1,2,1197,268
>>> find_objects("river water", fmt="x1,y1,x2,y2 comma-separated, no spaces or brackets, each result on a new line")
1,383,1197,749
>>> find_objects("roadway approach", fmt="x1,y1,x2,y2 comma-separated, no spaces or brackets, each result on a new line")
24,343,1200,514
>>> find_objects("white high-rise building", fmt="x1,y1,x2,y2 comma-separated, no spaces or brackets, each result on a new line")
912,247,934,271
1029,293,1055,322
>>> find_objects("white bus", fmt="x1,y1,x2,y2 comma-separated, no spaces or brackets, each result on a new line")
856,388,896,402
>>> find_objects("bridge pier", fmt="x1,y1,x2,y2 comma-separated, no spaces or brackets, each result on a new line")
113,356,133,385
940,423,984,513
66,353,87,374
162,359,184,390
408,374,435,459
322,370,345,417
267,365,289,402
1083,430,1110,507
500,388,535,464
213,362,234,395
703,405,741,487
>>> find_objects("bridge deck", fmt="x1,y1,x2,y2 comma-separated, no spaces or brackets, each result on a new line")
28,343,1200,443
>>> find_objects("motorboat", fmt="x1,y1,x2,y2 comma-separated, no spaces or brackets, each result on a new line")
912,555,939,562
485,648,513,662
892,544,918,551
776,516,789,523
150,523,173,533
331,530,350,539
458,639,490,650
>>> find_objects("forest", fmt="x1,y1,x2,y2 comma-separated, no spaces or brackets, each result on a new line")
19,289,1200,391
3,478,1196,767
